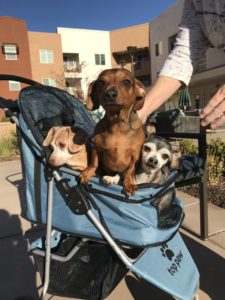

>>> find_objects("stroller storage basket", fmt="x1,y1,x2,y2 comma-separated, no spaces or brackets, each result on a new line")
30,232,127,299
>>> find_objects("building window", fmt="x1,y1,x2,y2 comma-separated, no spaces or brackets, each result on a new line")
39,50,54,64
42,78,56,87
2,44,18,60
95,54,105,65
155,41,163,57
168,34,177,53
9,81,20,91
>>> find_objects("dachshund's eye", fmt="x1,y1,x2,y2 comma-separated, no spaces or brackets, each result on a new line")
59,142,66,149
97,80,106,87
162,153,169,160
143,145,151,152
123,79,131,86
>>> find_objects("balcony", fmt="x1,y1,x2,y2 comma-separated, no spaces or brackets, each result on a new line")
63,53,81,78
112,47,150,77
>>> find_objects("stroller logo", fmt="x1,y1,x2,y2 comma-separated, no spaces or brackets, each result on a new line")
160,243,184,276
160,243,174,261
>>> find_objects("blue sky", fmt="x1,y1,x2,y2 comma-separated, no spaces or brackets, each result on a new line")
1,0,176,32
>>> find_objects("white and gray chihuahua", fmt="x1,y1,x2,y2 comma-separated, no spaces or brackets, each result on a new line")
136,134,180,225
135,135,173,185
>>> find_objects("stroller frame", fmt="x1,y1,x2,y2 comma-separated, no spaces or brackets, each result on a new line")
0,75,200,300
35,167,200,300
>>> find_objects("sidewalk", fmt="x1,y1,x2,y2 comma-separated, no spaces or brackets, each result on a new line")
0,159,225,300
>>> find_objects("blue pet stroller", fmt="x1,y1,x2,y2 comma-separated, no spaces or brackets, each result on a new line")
0,75,200,300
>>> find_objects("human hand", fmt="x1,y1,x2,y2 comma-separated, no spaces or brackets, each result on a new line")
200,84,225,129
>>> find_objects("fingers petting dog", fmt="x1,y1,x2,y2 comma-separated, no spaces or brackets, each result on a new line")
80,68,146,196
43,126,88,171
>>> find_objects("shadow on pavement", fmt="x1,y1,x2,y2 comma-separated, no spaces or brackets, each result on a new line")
0,210,40,300
182,233,225,300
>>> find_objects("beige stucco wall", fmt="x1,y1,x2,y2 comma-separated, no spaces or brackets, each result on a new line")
57,27,112,98
28,32,65,89
149,0,184,83
110,23,149,69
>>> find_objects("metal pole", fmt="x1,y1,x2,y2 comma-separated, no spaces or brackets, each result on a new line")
41,178,54,300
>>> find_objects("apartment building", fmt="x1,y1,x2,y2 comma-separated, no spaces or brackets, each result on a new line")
57,27,112,99
149,0,225,111
0,16,64,100
0,16,32,100
110,23,150,87
28,32,64,89
0,17,150,109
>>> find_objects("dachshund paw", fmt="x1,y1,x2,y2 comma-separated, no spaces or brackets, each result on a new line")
79,168,95,184
123,181,137,196
102,174,120,185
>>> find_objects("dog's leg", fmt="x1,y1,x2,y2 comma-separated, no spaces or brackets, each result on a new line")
123,154,138,196
80,148,99,183
102,174,120,185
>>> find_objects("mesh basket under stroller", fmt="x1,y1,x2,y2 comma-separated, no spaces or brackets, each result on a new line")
0,75,200,300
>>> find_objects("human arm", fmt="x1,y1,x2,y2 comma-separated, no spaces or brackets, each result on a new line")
138,76,182,124
139,0,210,124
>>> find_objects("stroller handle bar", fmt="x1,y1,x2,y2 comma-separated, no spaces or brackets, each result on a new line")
0,74,40,86
0,74,40,118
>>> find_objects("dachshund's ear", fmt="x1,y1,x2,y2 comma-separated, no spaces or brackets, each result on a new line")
134,79,146,111
144,123,156,137
86,80,100,111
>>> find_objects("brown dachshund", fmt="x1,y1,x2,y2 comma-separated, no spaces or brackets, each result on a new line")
80,68,146,196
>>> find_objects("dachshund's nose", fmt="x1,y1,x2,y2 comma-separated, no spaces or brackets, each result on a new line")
105,89,118,101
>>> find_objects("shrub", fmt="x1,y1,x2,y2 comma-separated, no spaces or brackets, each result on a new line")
179,138,225,185
207,138,225,165
0,131,19,158
179,139,198,155
0,116,10,122
207,138,225,184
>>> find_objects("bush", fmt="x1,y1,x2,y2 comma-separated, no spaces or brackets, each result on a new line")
0,131,19,158
0,116,10,122
207,138,225,184
179,139,198,155
207,137,225,165
179,138,225,185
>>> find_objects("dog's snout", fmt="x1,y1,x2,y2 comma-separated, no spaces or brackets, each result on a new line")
148,157,158,166
105,88,118,101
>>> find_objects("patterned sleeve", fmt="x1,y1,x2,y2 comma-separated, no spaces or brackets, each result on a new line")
159,0,210,86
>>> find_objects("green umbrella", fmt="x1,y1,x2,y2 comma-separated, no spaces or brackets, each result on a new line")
179,87,191,111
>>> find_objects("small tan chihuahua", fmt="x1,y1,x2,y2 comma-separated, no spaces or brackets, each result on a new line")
43,126,88,171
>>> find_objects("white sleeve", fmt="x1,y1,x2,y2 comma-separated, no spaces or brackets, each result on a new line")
159,0,210,86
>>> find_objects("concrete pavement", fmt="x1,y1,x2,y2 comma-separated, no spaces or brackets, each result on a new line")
0,158,225,300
